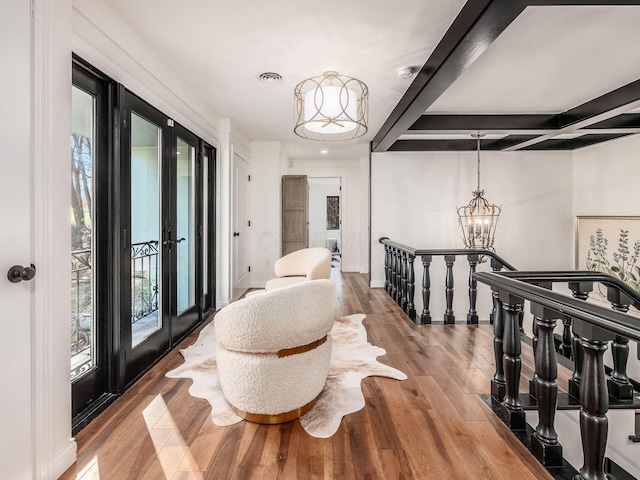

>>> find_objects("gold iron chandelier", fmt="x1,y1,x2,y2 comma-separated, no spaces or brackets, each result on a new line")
456,134,501,251
293,71,368,141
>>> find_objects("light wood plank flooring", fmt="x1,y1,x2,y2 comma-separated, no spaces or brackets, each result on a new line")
61,272,556,480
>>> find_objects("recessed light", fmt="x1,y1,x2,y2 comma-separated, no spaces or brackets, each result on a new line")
320,149,329,154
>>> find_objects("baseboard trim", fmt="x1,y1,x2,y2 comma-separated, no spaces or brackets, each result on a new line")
54,440,77,479
370,280,385,288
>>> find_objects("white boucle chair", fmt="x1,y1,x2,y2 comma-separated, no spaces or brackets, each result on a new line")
214,279,336,424
264,247,332,290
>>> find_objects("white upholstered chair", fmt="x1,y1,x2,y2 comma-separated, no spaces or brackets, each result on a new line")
214,279,336,424
264,247,331,290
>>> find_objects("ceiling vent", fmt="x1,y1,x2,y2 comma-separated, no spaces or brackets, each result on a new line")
258,72,283,83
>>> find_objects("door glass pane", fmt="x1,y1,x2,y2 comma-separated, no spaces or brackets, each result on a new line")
131,113,162,347
71,86,96,381
202,155,208,296
176,138,195,315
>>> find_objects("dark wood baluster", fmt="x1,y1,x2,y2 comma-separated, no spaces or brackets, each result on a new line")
609,335,633,400
389,247,396,300
572,320,615,480
400,252,408,310
606,287,633,400
444,255,455,324
529,282,551,400
420,255,432,325
568,282,592,400
384,245,390,294
489,258,503,325
397,251,405,308
529,317,539,399
569,329,584,400
467,254,479,324
406,255,416,320
530,305,563,467
560,318,573,359
499,293,526,430
390,248,398,301
396,250,403,305
491,291,506,403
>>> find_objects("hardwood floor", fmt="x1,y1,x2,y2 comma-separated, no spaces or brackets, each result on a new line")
61,272,556,480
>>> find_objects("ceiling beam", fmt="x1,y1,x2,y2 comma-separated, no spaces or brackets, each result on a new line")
372,0,640,153
371,0,526,152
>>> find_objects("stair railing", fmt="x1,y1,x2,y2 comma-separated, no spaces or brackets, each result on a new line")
378,237,640,479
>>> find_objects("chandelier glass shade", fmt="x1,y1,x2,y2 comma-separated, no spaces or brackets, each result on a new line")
456,135,501,251
294,71,368,141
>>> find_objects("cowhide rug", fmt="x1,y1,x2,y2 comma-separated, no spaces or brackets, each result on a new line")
166,313,407,438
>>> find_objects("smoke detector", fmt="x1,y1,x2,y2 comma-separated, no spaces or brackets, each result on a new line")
258,72,283,83
397,67,416,80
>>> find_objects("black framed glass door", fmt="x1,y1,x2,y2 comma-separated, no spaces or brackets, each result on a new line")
70,57,216,431
71,58,114,422
119,89,203,386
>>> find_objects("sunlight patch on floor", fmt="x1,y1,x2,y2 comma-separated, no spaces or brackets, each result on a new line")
74,455,99,480
142,394,200,479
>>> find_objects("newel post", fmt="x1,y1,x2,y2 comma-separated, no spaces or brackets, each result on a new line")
499,291,526,430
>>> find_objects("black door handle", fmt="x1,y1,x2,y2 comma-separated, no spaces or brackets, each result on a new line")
7,264,36,283
233,232,240,237
176,237,186,243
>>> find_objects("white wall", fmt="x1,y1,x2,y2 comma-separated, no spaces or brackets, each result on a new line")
371,150,575,321
248,142,289,287
573,133,640,384
308,178,341,250
288,158,367,273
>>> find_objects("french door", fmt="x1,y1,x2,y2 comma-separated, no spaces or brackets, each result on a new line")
119,89,202,386
71,58,216,429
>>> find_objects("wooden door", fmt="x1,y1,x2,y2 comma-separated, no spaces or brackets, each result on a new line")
281,175,309,256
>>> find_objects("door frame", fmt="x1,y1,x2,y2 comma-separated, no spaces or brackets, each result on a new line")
70,56,118,425
231,152,250,301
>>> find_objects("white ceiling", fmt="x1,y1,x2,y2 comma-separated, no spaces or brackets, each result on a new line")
97,1,640,156
428,6,640,115
103,0,467,159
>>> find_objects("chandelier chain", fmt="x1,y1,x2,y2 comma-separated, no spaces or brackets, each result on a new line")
476,136,481,192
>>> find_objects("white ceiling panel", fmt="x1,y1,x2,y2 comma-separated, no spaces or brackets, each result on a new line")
428,6,640,115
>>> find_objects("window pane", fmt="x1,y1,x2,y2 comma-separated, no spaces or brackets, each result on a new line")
130,113,162,347
71,86,96,381
176,138,196,315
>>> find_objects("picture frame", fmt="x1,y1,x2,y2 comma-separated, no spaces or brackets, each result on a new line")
575,216,640,295
326,196,339,230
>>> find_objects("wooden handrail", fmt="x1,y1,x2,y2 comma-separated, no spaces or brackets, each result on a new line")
378,236,517,271
474,271,640,343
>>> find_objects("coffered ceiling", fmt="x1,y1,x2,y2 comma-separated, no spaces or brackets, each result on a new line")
85,0,640,157
374,1,640,152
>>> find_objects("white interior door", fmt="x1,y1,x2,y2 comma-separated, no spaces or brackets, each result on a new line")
0,2,34,478
232,153,250,300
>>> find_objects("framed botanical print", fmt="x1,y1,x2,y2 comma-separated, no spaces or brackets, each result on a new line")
575,216,640,294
